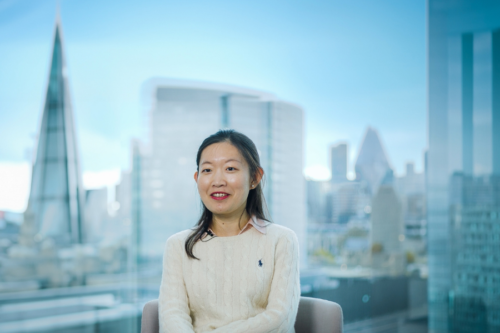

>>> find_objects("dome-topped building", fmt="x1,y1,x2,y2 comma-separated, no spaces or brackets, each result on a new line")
354,127,393,195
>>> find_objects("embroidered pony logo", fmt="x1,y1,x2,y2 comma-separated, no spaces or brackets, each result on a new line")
258,259,263,267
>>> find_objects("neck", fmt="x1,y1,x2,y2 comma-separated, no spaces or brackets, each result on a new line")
211,209,250,237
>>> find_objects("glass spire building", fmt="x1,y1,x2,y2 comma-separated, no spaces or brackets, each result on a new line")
24,19,85,245
427,1,500,332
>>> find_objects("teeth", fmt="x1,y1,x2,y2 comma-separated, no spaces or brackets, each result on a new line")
212,193,227,197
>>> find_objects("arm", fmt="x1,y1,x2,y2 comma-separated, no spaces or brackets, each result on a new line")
210,231,301,333
158,235,195,333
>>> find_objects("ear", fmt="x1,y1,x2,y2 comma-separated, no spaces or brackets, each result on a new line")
252,167,264,187
194,171,198,182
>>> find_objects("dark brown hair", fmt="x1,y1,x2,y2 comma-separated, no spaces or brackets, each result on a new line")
185,129,270,259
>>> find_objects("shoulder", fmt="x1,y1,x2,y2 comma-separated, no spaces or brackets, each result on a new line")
168,229,193,242
265,223,299,244
266,224,300,262
164,229,194,250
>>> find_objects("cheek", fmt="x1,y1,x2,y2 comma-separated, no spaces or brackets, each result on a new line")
227,175,249,194
197,177,210,195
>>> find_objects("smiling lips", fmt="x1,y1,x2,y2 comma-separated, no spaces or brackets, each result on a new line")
211,192,229,200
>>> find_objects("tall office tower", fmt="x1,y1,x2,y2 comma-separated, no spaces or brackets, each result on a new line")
134,78,306,265
23,20,85,245
370,185,404,275
330,182,370,225
330,143,348,184
306,180,331,225
354,127,392,195
395,163,427,239
84,188,108,243
428,1,500,332
396,162,426,195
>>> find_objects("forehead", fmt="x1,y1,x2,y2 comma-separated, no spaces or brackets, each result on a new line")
200,142,245,163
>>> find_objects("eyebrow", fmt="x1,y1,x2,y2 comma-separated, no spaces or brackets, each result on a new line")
201,159,241,166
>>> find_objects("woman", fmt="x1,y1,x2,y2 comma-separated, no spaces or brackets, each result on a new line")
159,129,300,333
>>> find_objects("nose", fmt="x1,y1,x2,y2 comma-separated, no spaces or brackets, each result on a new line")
212,168,226,187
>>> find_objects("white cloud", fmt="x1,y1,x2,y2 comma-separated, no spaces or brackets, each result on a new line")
0,162,31,212
0,161,123,213
304,165,331,181
82,169,121,190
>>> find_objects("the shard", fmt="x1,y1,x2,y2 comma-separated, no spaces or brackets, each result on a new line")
354,127,392,195
24,19,85,245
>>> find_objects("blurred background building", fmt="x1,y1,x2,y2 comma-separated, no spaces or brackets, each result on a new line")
427,0,500,332
330,142,348,184
23,22,85,247
355,127,393,196
132,78,306,266
370,185,405,275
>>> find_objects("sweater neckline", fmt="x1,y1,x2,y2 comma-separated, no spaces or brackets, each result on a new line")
201,224,265,242
206,216,268,238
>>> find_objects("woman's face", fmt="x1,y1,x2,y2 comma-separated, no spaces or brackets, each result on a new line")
194,142,253,218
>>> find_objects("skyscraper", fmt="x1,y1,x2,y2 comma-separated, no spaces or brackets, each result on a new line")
23,19,85,245
330,181,369,225
428,1,500,331
395,162,426,240
354,127,392,195
330,143,348,184
306,179,331,225
370,185,404,275
134,78,306,265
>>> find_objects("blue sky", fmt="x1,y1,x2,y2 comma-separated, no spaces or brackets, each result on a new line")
0,0,426,211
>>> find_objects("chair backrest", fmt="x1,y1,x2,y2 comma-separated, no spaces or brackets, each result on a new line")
295,297,343,333
141,297,343,333
141,300,159,333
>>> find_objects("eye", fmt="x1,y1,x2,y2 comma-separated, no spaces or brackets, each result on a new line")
201,168,211,173
227,167,236,171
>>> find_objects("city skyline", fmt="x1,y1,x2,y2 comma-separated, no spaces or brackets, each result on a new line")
0,1,426,212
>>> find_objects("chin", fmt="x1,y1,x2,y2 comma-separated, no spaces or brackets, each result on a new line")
209,207,232,215
208,204,238,216
204,202,228,214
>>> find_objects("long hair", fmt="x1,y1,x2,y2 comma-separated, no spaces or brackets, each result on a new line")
185,129,270,259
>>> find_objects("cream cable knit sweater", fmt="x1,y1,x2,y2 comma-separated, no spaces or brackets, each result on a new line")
158,223,300,333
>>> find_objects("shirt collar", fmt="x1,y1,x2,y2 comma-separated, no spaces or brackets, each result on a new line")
244,215,267,235
205,215,268,237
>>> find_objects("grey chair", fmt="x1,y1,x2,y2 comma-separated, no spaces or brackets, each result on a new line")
141,296,343,333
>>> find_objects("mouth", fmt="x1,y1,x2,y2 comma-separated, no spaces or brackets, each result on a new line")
210,192,230,201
